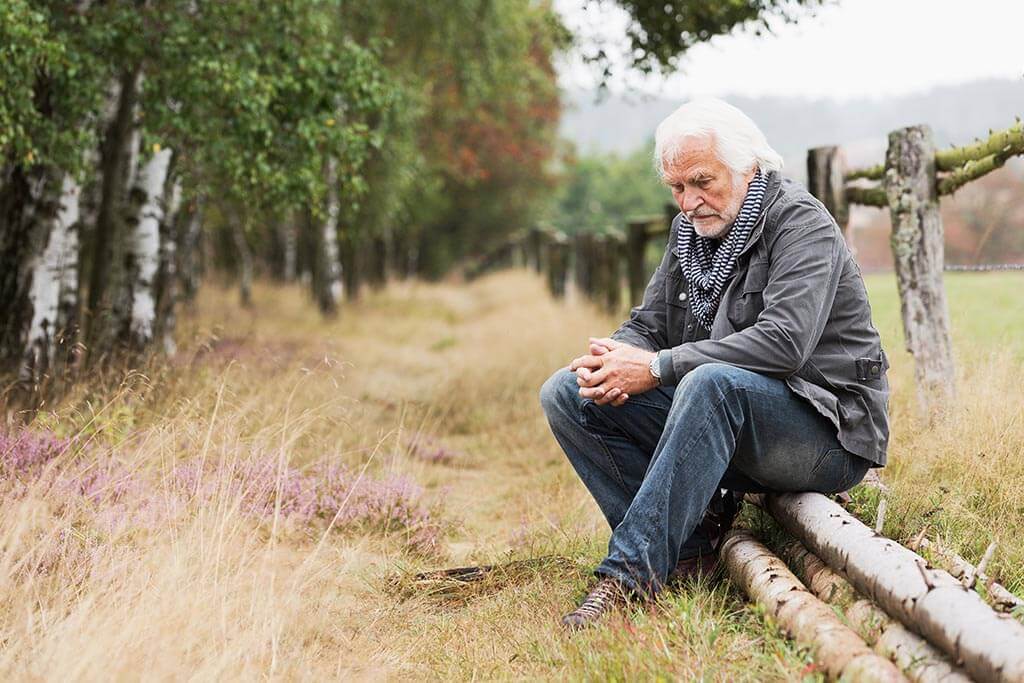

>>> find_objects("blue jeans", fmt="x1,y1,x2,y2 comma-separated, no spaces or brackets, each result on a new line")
539,362,870,595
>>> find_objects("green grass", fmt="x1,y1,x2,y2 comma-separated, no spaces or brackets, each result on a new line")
865,271,1024,360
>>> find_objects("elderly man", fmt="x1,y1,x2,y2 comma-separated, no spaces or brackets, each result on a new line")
539,99,889,630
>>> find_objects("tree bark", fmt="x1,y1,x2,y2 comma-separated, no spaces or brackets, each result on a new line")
0,166,47,377
311,158,343,316
23,173,82,386
233,215,253,308
86,66,142,361
807,146,849,234
721,531,906,682
765,492,1024,682
154,175,182,355
884,125,955,414
280,218,297,282
177,196,203,304
781,541,971,683
124,146,172,351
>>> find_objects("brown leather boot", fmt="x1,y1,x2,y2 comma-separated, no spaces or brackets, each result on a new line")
561,577,633,631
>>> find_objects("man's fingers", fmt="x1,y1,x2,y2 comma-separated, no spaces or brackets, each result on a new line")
570,354,603,371
589,342,610,356
612,393,629,407
589,336,623,350
578,385,606,400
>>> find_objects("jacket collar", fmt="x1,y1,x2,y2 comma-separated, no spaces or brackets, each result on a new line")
670,169,784,259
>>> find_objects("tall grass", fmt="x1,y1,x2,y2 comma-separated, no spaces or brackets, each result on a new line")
0,270,1020,679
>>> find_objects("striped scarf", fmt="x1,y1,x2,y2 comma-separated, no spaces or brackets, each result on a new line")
678,169,767,330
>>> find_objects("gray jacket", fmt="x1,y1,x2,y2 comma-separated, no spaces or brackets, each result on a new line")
612,171,890,466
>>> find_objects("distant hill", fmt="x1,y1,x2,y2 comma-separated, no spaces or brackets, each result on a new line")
560,79,1024,179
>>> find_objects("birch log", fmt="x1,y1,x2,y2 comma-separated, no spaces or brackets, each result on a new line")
765,492,1024,682
721,531,906,682
781,542,971,683
910,537,1024,614
125,147,172,350
884,125,955,414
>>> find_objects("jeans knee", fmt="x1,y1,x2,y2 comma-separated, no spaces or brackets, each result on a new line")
539,368,580,418
681,363,740,394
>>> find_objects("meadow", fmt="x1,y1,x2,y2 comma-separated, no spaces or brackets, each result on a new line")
1,269,1021,680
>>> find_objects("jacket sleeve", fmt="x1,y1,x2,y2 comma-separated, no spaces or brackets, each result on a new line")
609,231,676,353
660,203,843,385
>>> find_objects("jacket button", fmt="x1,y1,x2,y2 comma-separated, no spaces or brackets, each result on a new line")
678,292,687,302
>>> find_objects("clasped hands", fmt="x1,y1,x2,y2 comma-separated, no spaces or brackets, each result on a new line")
569,337,659,407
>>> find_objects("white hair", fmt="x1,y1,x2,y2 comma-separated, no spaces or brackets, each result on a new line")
653,98,784,179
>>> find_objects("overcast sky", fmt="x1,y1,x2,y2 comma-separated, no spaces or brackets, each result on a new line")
555,0,1024,100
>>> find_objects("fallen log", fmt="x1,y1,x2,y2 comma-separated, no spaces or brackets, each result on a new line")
909,536,1024,614
721,530,906,682
765,492,1024,683
781,542,971,683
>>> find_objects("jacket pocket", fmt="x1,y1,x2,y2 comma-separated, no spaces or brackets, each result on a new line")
727,260,769,329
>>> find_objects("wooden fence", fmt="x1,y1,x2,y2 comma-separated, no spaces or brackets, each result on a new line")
477,119,1023,414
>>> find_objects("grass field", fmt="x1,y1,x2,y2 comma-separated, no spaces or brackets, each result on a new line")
1,269,1022,679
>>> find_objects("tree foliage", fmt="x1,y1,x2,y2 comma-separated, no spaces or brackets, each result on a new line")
597,0,821,76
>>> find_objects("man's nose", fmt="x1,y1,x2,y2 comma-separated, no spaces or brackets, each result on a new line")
681,191,703,213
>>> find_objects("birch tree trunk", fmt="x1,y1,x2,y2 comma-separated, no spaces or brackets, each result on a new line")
765,492,1024,682
311,158,343,316
154,176,182,355
233,216,253,308
884,125,955,414
124,146,172,351
23,174,82,385
280,219,297,282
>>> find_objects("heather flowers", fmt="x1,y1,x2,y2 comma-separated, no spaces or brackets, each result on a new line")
405,433,463,465
0,428,70,480
174,455,442,554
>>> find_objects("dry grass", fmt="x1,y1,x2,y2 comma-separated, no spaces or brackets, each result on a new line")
1,269,1021,680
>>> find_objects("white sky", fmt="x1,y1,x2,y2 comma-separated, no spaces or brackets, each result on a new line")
555,0,1024,100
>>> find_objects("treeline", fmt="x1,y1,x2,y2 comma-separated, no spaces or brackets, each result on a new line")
0,0,563,400
545,144,667,234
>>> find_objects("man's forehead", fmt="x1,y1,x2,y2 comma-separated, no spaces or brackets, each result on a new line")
663,161,716,182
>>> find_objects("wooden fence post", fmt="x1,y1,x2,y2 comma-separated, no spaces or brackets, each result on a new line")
884,125,955,413
526,227,543,273
599,233,623,313
573,232,594,299
545,232,569,298
807,146,849,234
626,220,649,306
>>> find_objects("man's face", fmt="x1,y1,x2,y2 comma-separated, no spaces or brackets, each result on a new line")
662,135,755,239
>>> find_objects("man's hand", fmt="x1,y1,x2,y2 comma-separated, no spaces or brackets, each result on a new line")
569,337,659,406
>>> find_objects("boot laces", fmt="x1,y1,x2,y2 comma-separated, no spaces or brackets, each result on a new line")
571,578,625,619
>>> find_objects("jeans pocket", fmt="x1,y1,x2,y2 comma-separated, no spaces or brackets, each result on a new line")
808,447,852,494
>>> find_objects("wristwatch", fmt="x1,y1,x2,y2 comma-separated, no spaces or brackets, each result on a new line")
648,351,662,383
